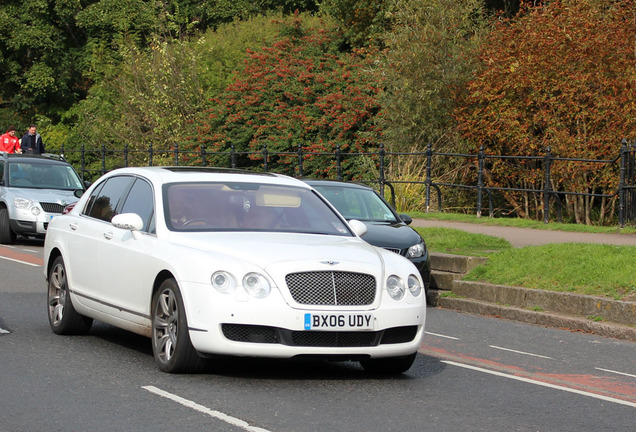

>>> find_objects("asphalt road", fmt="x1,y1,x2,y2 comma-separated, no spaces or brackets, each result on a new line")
1,241,635,431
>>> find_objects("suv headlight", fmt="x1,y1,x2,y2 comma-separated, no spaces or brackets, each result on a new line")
407,242,426,258
14,197,41,215
14,197,33,209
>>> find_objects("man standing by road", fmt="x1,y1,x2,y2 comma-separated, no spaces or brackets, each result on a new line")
21,124,45,154
0,126,22,153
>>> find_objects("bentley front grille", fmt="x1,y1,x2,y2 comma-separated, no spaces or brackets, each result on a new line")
285,271,376,306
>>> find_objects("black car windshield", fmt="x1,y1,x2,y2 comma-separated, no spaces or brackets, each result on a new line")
164,182,352,235
8,162,84,190
312,184,398,223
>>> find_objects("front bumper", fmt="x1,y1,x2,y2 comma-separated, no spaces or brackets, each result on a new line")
182,281,426,359
9,214,57,236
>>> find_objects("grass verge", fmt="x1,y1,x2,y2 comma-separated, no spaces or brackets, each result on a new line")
413,226,636,301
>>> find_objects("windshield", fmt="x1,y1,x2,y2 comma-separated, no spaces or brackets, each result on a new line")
164,182,352,235
312,184,398,223
8,162,84,190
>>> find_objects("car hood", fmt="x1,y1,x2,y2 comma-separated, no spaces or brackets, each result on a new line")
357,221,423,250
168,231,384,270
8,187,79,204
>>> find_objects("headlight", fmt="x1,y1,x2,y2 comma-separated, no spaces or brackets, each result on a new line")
243,272,271,298
408,275,422,297
386,275,405,300
407,242,426,258
14,197,33,209
211,271,236,294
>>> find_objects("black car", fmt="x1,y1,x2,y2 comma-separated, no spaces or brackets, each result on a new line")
304,179,430,291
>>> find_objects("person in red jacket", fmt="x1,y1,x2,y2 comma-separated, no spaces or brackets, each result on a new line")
0,126,22,153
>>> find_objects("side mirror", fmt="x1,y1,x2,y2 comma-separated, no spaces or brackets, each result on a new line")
112,213,144,239
74,189,84,198
348,219,368,237
399,214,413,225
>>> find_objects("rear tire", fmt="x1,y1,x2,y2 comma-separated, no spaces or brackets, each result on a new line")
47,256,93,335
151,278,203,373
0,207,16,244
360,353,417,375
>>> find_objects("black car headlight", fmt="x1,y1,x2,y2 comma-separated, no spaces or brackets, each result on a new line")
407,242,426,258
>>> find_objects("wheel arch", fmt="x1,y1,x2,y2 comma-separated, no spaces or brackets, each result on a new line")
151,270,177,310
45,247,63,281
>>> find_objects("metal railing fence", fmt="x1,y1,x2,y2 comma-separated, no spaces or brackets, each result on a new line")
58,140,636,226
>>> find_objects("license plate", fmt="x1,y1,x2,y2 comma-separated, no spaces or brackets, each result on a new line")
304,313,373,331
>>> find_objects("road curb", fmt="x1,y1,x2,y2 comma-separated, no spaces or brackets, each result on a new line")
427,253,636,341
438,296,636,342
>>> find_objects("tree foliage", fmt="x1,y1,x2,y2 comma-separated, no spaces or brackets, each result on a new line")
455,0,636,223
320,0,394,49
380,0,488,151
66,14,294,164
194,16,384,178
0,0,89,119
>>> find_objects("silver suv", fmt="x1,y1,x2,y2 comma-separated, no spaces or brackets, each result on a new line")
0,153,85,244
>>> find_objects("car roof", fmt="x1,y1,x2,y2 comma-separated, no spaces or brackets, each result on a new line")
1,153,71,165
302,178,375,191
102,166,312,189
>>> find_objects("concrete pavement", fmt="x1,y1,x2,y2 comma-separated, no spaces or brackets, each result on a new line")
411,219,636,248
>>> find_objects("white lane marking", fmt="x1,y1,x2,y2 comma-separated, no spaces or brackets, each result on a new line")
425,331,459,340
489,345,553,359
142,386,272,432
23,248,39,253
0,256,40,267
442,360,636,408
596,367,636,379
0,328,10,334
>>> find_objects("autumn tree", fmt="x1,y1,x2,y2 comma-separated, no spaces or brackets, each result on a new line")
455,0,636,224
380,0,488,151
319,0,394,48
194,16,385,178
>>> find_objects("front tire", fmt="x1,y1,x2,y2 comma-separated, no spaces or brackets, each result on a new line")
0,207,16,244
151,278,202,373
47,256,93,334
360,352,417,375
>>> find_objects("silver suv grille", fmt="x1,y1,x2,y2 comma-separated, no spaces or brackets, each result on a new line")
40,202,65,214
285,271,376,306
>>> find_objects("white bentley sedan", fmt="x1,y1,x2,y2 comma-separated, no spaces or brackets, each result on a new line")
44,167,426,373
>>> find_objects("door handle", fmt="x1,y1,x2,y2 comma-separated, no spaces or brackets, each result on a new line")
103,231,114,240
